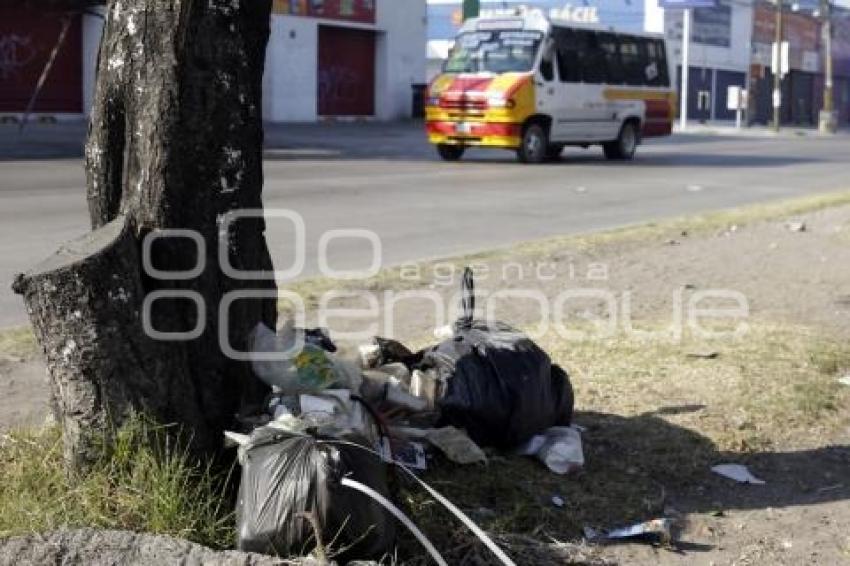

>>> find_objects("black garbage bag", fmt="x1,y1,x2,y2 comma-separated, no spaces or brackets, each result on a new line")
236,429,395,560
419,268,574,448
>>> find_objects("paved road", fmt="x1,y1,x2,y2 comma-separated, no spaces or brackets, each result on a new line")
1,121,849,328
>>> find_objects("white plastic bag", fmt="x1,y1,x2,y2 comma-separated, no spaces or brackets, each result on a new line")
518,426,584,475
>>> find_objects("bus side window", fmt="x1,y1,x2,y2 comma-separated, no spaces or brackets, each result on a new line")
540,47,555,82
655,39,671,87
555,28,580,83
643,38,671,87
579,31,607,84
620,36,643,86
598,32,623,85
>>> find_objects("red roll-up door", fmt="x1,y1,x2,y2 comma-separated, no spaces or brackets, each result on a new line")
0,8,83,113
317,26,375,116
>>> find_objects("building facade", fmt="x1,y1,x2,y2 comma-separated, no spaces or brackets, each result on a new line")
660,0,754,123
0,1,427,122
265,0,427,121
656,0,850,127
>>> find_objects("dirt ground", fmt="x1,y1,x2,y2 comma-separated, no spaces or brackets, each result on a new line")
2,200,849,565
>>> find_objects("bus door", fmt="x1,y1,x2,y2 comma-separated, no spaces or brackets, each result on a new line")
535,39,562,132
550,28,611,142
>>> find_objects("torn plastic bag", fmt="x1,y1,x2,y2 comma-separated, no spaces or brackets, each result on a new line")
236,428,396,560
360,337,423,370
418,268,574,448
250,323,360,395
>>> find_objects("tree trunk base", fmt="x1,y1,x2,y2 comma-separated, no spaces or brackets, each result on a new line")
13,216,210,471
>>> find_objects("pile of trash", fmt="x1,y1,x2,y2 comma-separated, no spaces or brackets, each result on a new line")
225,268,578,563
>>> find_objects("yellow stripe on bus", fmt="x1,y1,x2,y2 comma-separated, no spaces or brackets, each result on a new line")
602,89,675,102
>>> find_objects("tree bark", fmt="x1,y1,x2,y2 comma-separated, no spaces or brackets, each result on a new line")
13,0,276,472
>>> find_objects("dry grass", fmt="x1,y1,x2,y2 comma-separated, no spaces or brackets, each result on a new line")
543,323,850,453
396,322,850,563
0,326,36,360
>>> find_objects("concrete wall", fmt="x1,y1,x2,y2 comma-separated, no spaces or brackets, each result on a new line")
264,17,319,122
82,9,105,118
265,0,427,122
376,0,428,120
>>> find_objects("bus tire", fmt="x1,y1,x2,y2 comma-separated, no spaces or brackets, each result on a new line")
437,144,465,161
603,121,639,160
517,123,549,164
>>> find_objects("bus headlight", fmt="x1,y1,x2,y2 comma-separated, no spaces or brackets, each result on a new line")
487,95,515,109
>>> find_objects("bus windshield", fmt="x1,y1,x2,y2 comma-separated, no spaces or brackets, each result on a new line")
444,30,543,74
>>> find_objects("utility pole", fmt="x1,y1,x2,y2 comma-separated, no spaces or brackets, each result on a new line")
773,0,784,132
820,0,836,133
680,8,691,132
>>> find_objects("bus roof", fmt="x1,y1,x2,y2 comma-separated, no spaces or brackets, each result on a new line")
459,7,665,41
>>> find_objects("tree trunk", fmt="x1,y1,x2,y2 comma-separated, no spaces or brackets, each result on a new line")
13,0,276,472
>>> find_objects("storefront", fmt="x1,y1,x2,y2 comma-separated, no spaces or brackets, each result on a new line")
265,0,427,121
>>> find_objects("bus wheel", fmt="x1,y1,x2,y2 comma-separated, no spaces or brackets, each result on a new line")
546,144,564,161
517,123,548,164
603,121,639,160
437,144,465,161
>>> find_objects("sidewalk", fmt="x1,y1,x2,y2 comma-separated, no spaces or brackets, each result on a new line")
675,120,850,139
0,119,432,161
0,121,87,161
4,118,849,162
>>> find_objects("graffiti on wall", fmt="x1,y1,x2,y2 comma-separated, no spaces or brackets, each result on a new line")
0,8,82,113
0,34,37,80
318,65,360,107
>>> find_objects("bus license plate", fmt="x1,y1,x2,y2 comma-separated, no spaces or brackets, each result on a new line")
456,122,473,134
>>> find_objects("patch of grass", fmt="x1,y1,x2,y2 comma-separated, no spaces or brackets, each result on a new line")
0,415,234,549
808,340,850,376
0,326,36,360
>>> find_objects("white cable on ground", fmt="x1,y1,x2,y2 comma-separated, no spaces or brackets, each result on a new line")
400,470,517,566
325,440,517,566
340,477,448,566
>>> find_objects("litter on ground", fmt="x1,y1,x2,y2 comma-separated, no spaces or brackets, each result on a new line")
517,426,584,475
225,267,572,562
711,464,766,485
583,518,675,545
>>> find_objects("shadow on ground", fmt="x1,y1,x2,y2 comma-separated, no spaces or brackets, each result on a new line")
398,407,849,564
